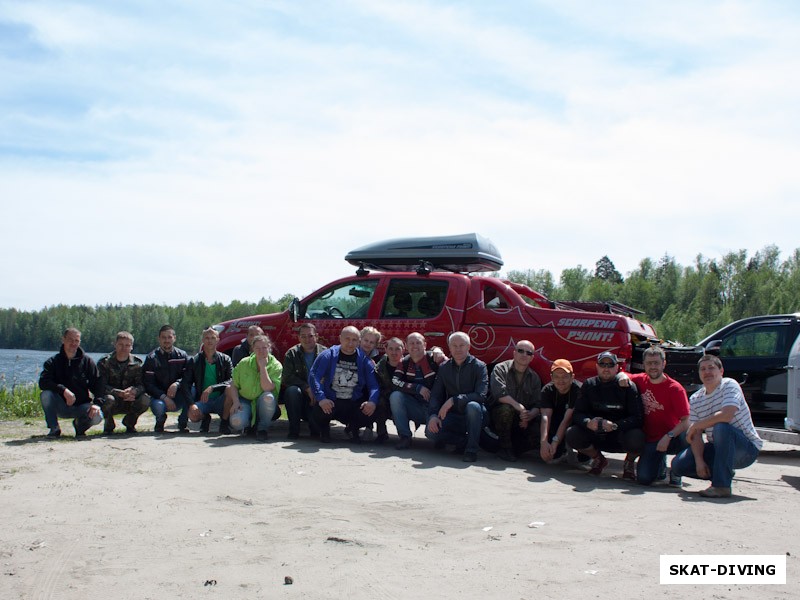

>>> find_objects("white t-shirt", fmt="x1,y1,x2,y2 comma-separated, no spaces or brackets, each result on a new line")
689,377,763,450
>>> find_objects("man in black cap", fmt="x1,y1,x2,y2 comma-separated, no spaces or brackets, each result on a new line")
566,351,645,477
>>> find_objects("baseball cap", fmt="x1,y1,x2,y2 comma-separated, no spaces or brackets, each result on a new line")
597,351,618,364
550,359,573,373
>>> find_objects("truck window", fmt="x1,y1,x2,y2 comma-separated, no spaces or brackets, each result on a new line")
381,280,448,319
303,280,379,319
482,284,510,309
719,324,787,358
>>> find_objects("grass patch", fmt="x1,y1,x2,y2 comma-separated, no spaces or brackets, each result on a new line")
0,383,42,419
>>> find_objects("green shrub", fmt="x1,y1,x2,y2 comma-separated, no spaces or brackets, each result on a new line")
0,383,42,419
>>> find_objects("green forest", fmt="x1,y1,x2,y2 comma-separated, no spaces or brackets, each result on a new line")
1,245,798,352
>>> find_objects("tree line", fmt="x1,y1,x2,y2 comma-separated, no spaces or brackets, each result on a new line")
506,245,800,344
0,296,293,353
1,245,798,351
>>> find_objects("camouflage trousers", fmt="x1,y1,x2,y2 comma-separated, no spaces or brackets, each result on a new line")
491,403,538,451
99,393,151,429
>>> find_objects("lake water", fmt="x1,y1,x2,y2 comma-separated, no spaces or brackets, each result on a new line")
0,349,142,387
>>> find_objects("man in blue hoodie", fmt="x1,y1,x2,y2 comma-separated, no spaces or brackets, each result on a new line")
309,326,380,443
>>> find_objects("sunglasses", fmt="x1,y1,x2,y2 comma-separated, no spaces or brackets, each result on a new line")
516,348,534,356
597,361,616,368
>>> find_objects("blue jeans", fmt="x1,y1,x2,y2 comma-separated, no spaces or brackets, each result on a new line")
229,392,276,433
671,422,760,488
425,401,487,453
637,433,688,485
150,394,189,427
193,394,225,416
390,391,428,438
40,390,103,433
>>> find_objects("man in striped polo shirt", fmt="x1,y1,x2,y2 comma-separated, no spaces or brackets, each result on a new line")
671,354,762,498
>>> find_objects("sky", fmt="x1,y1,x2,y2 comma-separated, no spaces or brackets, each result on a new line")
1,0,799,311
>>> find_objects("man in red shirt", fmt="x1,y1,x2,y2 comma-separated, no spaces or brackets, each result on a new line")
621,346,690,486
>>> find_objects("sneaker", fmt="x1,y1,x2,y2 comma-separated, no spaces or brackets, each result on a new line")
256,430,268,443
178,422,189,434
622,458,636,481
219,419,231,434
497,448,517,462
395,436,412,450
668,471,682,488
588,453,608,476
462,451,478,463
699,485,731,498
200,414,212,433
375,432,389,445
46,428,61,438
154,418,166,433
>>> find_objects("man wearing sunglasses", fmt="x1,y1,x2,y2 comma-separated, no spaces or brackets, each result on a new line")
488,340,542,462
566,351,645,476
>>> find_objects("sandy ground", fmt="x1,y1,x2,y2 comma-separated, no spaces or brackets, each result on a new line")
1,414,798,600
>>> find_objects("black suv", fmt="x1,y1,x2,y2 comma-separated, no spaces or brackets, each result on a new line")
698,314,800,416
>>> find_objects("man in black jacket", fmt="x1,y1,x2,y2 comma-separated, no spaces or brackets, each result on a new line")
39,328,104,438
281,324,326,439
182,328,233,433
144,325,189,433
425,331,489,463
566,351,645,476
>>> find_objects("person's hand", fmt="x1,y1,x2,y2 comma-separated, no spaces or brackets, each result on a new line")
696,459,710,479
164,397,177,412
438,398,454,420
122,387,135,402
167,382,178,399
587,418,600,432
200,386,214,403
428,415,441,434
686,423,700,443
419,387,431,401
656,435,671,453
319,399,334,415
87,404,101,419
64,389,76,406
618,373,631,388
360,401,376,417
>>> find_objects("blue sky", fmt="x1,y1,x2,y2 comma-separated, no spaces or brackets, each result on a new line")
1,1,799,310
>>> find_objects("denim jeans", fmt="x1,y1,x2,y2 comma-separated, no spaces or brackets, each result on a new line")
671,422,760,488
229,392,276,433
283,385,318,436
40,390,103,433
150,394,189,427
425,401,487,453
637,433,688,485
193,394,225,416
390,391,428,438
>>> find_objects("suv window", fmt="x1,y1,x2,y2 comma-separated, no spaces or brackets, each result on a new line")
381,280,448,319
719,323,787,358
303,280,379,319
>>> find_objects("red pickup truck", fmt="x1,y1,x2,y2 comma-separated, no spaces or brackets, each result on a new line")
214,234,684,384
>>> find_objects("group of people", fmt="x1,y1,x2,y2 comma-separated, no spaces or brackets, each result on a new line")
39,322,763,498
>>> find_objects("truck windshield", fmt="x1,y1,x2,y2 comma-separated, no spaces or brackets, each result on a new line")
303,280,379,319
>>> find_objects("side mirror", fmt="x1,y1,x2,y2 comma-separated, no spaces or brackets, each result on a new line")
289,297,300,322
705,340,722,356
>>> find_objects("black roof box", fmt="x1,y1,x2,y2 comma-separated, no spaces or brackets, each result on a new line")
345,233,503,273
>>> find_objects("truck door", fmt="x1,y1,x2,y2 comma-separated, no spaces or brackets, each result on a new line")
716,319,796,416
377,279,451,348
